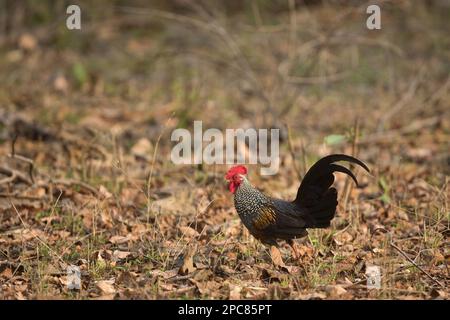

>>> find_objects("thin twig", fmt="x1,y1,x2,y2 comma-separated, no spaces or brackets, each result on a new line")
50,179,98,195
7,152,35,184
390,241,445,288
288,0,297,61
10,199,68,269
341,118,359,211
43,189,63,233
287,71,351,85
377,65,426,132
372,227,445,288
357,116,440,145
117,5,276,125
146,116,172,224
286,125,302,181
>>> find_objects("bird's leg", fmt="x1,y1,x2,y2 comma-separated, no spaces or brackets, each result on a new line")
288,239,301,261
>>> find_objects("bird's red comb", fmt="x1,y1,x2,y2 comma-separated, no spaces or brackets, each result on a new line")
225,165,247,180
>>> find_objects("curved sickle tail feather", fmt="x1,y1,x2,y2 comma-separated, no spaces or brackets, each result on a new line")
294,154,370,228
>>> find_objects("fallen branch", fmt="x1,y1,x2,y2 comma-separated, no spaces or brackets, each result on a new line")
0,166,32,186
9,136,35,184
50,179,98,195
0,193,46,200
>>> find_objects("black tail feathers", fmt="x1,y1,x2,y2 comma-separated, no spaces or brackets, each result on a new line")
294,154,370,228
309,187,338,227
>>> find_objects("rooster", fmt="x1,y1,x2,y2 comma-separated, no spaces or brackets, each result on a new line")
225,154,370,259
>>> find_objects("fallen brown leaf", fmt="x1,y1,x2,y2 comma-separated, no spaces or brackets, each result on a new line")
270,246,286,268
179,226,200,238
109,235,132,244
229,284,242,300
96,279,116,295
112,250,132,261
179,244,197,275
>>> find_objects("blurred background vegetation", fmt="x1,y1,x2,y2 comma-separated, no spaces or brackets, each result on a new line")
0,0,448,300
0,0,448,179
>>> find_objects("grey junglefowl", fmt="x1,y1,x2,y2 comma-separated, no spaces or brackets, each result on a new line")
225,154,370,259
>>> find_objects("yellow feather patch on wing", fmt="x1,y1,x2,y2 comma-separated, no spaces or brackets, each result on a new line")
253,206,277,230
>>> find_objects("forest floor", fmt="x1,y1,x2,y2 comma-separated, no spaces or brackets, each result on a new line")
0,2,448,299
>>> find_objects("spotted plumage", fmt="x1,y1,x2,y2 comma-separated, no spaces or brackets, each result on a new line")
234,180,275,236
